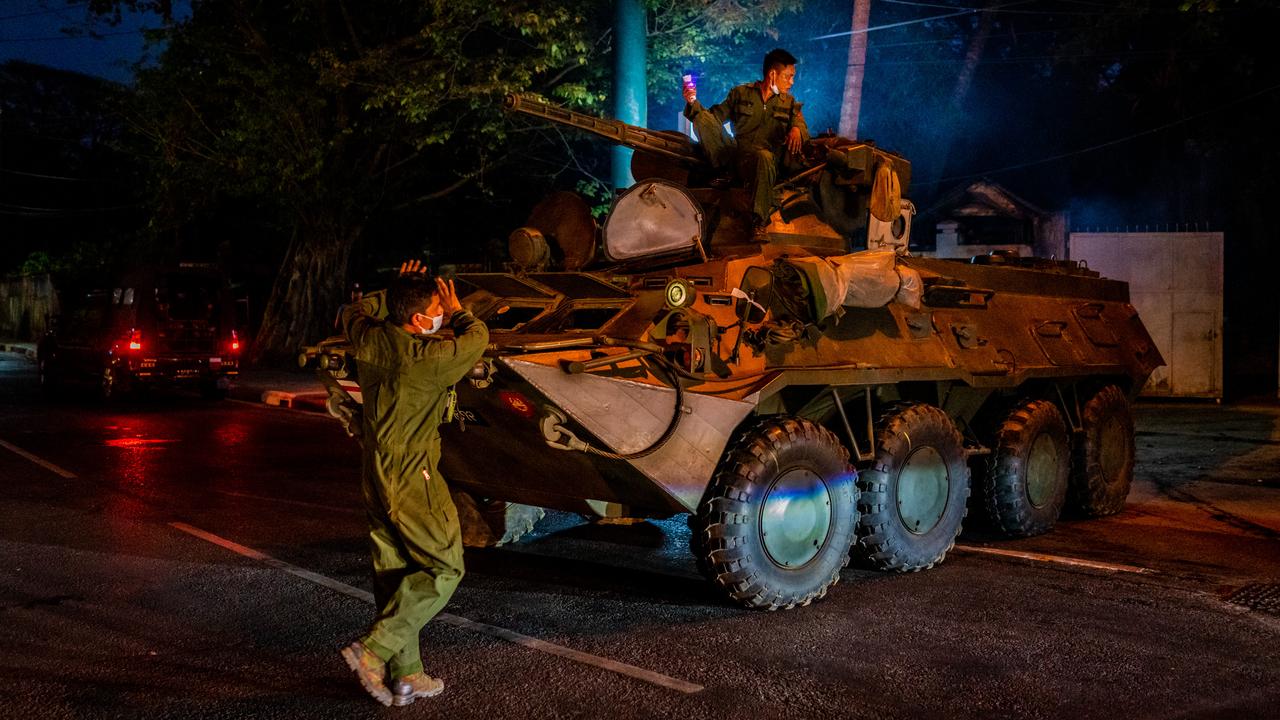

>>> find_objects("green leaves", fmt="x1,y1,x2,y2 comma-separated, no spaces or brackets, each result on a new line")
109,0,802,229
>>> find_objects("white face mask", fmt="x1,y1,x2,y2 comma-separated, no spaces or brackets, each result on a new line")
417,313,444,335
770,82,780,96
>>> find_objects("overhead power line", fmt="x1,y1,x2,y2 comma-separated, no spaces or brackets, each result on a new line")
0,201,138,214
0,27,151,43
916,80,1280,187
864,46,1222,66
878,0,1156,15
0,167,103,182
811,1,1054,40
867,25,1093,49
0,8,76,22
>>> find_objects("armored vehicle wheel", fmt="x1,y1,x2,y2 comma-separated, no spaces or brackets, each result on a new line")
451,489,545,548
980,399,1070,538
854,403,970,572
690,417,858,611
1067,385,1134,517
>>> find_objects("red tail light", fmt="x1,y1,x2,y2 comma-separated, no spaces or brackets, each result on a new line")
497,390,536,419
127,329,142,352
230,329,241,353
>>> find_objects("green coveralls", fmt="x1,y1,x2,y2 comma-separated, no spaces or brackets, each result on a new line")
341,302,489,678
684,83,810,225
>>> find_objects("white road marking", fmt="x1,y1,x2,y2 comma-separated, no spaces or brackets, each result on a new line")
0,432,1157,591
954,544,1155,574
0,438,77,479
225,398,334,420
169,521,704,695
429,613,705,694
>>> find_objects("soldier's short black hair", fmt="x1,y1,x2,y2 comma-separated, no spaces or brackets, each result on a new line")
763,48,797,78
387,274,439,325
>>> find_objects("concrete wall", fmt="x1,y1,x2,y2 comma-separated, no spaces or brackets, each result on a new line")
1069,232,1224,398
0,274,58,342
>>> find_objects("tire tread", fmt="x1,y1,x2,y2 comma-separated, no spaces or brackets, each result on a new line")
690,417,854,611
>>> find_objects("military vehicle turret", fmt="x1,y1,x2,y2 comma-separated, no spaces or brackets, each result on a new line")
500,93,914,260
304,96,1163,611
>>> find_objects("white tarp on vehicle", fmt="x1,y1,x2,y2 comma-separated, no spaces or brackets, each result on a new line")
799,250,923,318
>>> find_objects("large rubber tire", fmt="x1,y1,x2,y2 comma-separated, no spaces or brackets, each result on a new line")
1067,385,1134,517
690,417,858,611
854,403,970,572
980,399,1070,538
452,489,545,548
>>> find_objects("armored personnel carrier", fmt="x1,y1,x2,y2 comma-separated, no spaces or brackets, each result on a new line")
306,95,1163,611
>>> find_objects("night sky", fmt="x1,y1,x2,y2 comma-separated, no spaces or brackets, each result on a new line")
0,0,177,83
4,1,1266,219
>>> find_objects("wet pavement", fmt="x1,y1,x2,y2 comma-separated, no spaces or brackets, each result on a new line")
1,348,1278,719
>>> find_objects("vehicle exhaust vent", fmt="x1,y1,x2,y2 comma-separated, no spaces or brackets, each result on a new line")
642,275,713,290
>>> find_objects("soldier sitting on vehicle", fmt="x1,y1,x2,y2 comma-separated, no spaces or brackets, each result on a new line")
683,48,810,238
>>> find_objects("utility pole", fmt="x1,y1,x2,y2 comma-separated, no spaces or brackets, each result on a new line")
838,0,872,139
612,0,647,190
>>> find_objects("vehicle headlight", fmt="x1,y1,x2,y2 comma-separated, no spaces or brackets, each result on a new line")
664,278,696,309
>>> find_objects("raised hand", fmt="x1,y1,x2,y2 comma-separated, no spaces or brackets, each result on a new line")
399,259,428,276
435,277,463,315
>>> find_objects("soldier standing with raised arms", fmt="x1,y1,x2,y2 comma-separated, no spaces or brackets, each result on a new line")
683,48,810,237
339,261,488,707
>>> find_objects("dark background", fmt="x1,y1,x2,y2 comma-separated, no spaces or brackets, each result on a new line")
2,0,1276,396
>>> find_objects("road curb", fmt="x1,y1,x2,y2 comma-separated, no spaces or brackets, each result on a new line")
260,389,328,413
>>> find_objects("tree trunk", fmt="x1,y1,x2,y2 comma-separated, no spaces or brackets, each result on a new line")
252,213,357,364
838,0,873,139
931,7,995,182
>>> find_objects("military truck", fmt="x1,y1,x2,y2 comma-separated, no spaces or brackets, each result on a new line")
39,264,244,400
305,96,1163,611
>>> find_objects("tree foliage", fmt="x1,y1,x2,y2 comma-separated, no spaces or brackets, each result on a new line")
0,61,144,283
87,0,798,360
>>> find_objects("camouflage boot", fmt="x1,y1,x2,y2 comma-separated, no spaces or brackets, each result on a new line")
340,641,392,706
391,672,445,706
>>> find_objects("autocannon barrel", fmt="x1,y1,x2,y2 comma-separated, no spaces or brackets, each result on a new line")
503,93,702,168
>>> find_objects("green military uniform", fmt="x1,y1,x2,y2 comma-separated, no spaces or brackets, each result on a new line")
685,83,810,225
341,300,488,679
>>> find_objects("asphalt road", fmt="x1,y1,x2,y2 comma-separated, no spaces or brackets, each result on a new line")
1,349,1278,719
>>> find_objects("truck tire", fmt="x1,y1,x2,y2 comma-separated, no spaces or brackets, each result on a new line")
980,399,1070,537
1067,385,1134,517
452,489,545,548
690,417,858,611
854,403,970,572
